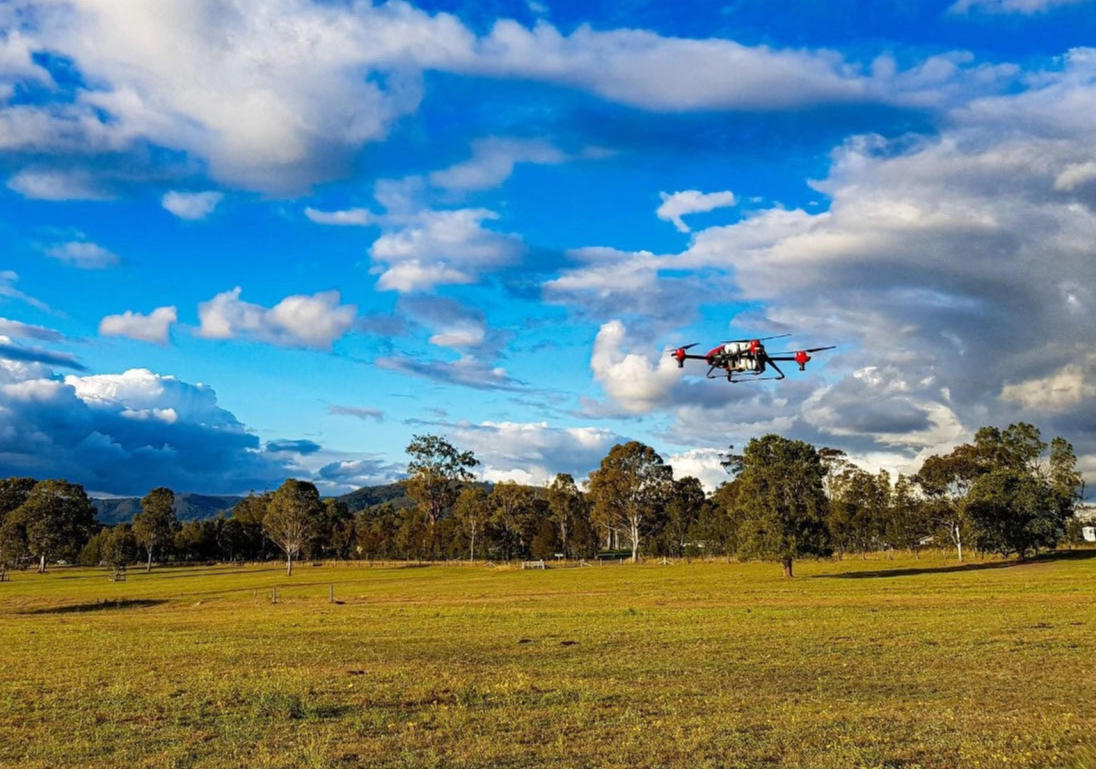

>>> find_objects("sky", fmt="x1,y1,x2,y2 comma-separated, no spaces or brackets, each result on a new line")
1,0,1095,497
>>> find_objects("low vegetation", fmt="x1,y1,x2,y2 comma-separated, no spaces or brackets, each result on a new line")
1,554,1094,768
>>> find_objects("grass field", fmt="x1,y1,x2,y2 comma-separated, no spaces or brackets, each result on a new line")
2,552,1095,769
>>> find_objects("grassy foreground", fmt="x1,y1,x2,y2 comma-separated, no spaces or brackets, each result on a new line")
1,553,1094,769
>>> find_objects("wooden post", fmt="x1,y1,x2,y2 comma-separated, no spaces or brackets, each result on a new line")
272,586,278,604
329,584,334,603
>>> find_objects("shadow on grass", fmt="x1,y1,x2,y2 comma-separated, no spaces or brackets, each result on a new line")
20,599,168,614
820,549,1096,579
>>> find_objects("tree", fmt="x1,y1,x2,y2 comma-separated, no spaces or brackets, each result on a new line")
827,467,889,558
0,477,37,577
489,482,538,560
965,469,1063,559
101,525,138,579
732,435,830,577
885,475,930,557
404,434,478,557
530,518,560,560
453,486,489,560
133,487,177,572
587,442,673,562
12,480,97,572
231,492,272,560
546,474,586,557
660,476,706,557
1048,437,1083,522
914,448,980,561
262,479,322,576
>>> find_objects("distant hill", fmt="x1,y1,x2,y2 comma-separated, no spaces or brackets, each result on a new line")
92,481,498,524
338,482,412,513
92,493,243,525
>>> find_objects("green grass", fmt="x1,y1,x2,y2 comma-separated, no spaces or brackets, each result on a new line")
2,553,1095,768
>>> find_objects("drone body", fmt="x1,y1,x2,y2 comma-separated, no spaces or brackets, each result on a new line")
670,334,834,383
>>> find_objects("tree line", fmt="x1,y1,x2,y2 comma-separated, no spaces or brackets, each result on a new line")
0,422,1086,578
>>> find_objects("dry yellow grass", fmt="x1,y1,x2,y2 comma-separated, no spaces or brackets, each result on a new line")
1,552,1094,768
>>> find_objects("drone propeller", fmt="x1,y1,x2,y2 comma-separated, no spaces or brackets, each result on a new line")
720,333,791,344
767,346,836,355
666,342,699,351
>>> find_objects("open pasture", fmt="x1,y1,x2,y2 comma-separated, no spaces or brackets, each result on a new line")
1,554,1095,769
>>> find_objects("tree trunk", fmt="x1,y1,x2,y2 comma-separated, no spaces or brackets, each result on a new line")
146,549,153,573
470,529,476,561
781,556,794,578
629,517,640,563
286,552,293,577
38,553,46,573
954,523,963,563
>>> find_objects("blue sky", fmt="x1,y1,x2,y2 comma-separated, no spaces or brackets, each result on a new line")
1,0,1095,496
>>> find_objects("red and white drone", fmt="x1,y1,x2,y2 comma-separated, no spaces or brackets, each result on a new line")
669,334,835,383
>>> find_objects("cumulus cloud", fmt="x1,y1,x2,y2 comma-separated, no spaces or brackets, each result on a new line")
316,457,404,491
549,51,1096,480
0,365,294,494
162,190,223,220
197,287,356,349
589,320,682,414
656,189,736,233
447,420,625,484
1001,360,1096,411
371,207,523,292
543,247,702,329
99,306,177,344
663,448,731,491
1,1,1019,195
45,240,119,269
429,137,567,191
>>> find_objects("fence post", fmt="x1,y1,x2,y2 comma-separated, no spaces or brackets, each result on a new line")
272,586,277,604
329,583,334,604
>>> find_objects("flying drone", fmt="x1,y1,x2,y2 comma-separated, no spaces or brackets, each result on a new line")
669,334,835,383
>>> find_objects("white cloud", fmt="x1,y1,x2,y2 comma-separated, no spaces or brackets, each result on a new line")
447,420,624,485
429,137,567,191
197,287,356,349
589,320,682,414
7,169,109,200
162,190,223,220
1001,361,1096,411
0,271,49,311
656,189,736,232
664,448,731,491
371,207,523,293
949,0,1090,13
45,240,119,269
3,3,1020,195
99,306,178,344
0,317,64,342
304,207,378,226
328,405,384,422
0,363,296,494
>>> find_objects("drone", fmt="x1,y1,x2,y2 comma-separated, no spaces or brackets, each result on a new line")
669,334,835,383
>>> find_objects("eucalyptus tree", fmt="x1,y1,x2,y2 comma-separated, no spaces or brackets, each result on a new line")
133,487,176,571
587,442,673,562
453,486,489,561
730,435,830,577
404,434,478,557
12,480,97,573
262,479,323,576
